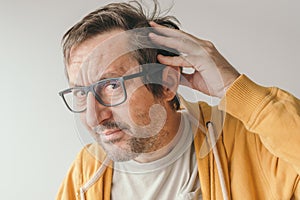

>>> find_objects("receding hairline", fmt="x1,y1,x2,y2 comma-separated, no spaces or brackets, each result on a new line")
62,1,180,66
66,28,126,66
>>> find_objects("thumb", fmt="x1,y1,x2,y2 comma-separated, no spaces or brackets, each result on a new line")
180,72,209,94
180,73,194,88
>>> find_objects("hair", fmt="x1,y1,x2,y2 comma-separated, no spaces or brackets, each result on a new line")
62,0,181,110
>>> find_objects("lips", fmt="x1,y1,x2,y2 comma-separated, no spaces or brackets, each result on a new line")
102,129,122,135
99,129,125,142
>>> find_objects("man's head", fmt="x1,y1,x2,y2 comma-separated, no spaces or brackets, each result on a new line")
61,1,182,161
62,1,180,110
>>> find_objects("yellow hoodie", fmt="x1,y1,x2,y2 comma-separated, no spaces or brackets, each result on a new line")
56,75,300,200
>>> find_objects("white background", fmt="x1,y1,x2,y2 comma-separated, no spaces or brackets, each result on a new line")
0,0,299,199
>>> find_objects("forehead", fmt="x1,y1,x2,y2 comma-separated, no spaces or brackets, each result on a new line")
67,29,139,86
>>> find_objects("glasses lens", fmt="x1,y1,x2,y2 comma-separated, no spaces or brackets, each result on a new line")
94,79,125,106
63,88,87,112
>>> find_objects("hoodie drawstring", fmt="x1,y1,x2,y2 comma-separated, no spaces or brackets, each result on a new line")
79,122,228,200
79,156,111,200
207,121,229,200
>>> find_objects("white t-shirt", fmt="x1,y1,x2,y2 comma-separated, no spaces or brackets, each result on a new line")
112,111,202,200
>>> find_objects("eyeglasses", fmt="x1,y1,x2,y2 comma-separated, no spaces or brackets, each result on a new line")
58,67,163,113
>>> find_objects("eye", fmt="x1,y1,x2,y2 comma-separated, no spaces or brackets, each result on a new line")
104,80,122,92
95,79,123,96
73,89,87,98
106,81,121,90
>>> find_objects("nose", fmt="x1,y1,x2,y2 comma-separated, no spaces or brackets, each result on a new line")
85,92,112,127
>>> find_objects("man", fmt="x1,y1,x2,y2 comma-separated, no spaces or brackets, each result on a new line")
57,1,300,199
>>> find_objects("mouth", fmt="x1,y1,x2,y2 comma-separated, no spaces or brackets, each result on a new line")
97,129,126,143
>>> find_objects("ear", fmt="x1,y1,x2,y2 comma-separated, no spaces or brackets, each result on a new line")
162,66,180,101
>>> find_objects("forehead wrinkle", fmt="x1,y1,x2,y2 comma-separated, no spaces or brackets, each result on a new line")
99,55,140,79
81,53,123,85
67,30,139,87
69,54,139,87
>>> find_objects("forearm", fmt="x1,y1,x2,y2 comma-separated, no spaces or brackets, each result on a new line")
219,74,300,172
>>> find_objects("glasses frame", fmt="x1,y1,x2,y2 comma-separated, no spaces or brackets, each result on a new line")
59,69,156,113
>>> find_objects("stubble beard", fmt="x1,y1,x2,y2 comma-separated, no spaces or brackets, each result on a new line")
91,103,168,162
94,125,166,162
99,137,139,162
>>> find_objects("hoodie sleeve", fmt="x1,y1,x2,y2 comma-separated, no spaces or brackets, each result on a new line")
219,74,300,174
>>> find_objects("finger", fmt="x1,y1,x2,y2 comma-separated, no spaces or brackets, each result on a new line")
149,21,182,38
158,54,209,72
157,54,193,68
150,21,206,44
149,32,199,53
149,21,163,27
180,72,209,94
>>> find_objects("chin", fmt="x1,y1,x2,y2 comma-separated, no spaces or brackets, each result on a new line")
99,140,139,162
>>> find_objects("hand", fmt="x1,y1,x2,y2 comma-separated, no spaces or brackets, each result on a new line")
149,21,240,98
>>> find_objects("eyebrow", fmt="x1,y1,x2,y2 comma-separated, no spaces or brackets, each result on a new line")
72,72,123,88
99,72,123,80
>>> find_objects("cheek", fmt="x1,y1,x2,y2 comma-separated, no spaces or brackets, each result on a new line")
78,112,99,140
80,113,93,132
126,87,156,126
79,113,88,129
79,113,86,126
